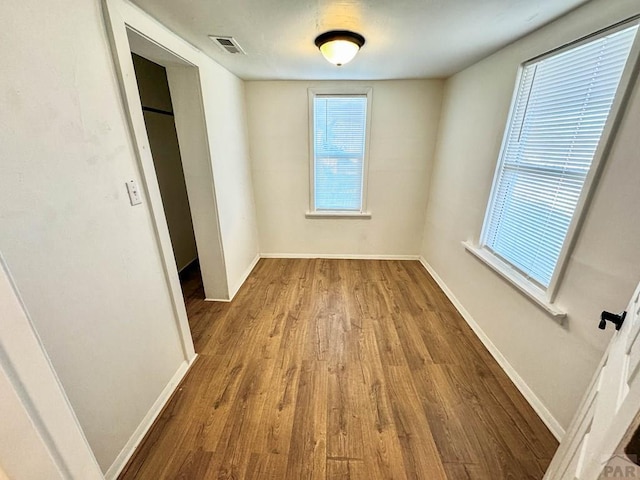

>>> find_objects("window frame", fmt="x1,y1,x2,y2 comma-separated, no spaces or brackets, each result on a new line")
306,86,373,218
468,16,640,316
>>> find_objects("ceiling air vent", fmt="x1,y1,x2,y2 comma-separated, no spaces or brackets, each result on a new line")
208,36,246,55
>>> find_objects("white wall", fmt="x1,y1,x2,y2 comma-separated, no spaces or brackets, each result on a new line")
0,257,102,480
199,63,260,295
0,366,64,480
421,0,640,432
246,80,443,257
164,64,231,299
0,0,186,471
0,0,259,473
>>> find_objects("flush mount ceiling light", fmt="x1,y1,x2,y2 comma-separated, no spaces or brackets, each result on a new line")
314,30,365,66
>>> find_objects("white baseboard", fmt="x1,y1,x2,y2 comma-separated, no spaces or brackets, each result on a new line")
104,356,198,479
259,253,420,260
202,254,261,303
418,257,565,441
228,254,261,300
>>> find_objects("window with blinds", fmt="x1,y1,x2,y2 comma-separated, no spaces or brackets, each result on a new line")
481,22,638,289
311,93,369,212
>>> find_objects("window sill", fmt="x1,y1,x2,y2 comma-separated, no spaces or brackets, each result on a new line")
462,241,566,319
305,211,372,219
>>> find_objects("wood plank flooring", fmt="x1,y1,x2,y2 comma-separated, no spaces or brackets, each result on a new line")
118,259,558,479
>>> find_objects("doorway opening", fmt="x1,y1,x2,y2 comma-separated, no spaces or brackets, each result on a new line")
130,53,203,301
107,24,232,361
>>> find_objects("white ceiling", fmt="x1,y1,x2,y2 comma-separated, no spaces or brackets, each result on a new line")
130,0,591,80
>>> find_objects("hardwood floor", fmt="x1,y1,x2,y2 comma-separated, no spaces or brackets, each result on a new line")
119,259,558,479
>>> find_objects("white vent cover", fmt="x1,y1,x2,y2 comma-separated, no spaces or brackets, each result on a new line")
208,36,246,55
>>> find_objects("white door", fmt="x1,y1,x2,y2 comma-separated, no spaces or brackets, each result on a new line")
544,280,640,479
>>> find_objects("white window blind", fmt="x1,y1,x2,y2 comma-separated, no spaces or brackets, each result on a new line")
313,95,367,211
482,24,638,288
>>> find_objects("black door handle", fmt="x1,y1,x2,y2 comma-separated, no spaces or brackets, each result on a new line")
599,310,627,331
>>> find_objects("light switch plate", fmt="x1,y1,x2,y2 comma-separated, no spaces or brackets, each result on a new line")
126,180,142,206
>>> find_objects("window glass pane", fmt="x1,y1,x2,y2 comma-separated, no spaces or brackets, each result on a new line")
483,24,638,287
314,95,367,211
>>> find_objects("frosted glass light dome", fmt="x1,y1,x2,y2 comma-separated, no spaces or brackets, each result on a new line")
315,31,365,67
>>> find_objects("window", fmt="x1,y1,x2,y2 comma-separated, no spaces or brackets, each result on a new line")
474,20,639,307
307,88,372,216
